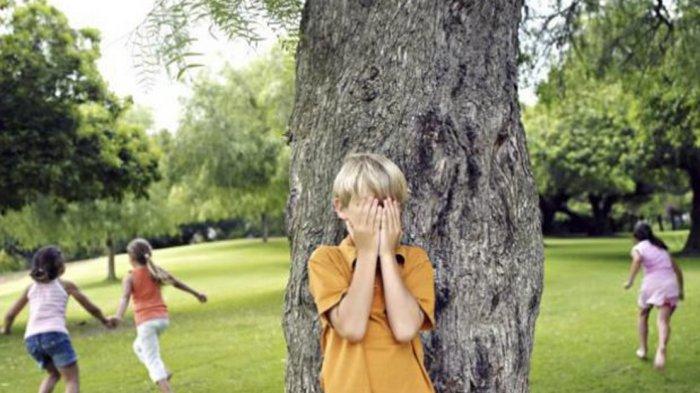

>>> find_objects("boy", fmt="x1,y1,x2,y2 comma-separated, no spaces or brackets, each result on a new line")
308,153,436,393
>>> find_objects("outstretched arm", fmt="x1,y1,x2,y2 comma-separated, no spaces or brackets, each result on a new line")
169,274,207,303
671,259,684,300
62,280,111,327
2,286,30,335
624,250,642,289
114,274,133,321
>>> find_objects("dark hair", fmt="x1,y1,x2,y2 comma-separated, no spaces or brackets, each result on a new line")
30,246,65,283
127,238,173,285
633,221,668,250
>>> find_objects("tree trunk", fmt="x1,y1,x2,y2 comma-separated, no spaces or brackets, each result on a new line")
262,212,269,243
283,2,544,393
539,193,568,235
587,194,616,236
106,236,117,281
682,171,700,254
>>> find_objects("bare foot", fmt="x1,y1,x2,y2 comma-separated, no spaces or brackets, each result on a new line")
636,348,647,359
654,347,666,370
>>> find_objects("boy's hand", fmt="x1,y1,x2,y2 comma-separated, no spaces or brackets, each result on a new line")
379,198,402,259
196,292,208,303
623,280,633,290
346,197,382,257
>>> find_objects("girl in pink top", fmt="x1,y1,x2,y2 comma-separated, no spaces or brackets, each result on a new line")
2,246,114,393
624,222,684,370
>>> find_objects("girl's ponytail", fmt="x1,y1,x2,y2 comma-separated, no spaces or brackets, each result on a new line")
30,246,65,283
633,221,668,250
145,253,174,285
127,238,174,285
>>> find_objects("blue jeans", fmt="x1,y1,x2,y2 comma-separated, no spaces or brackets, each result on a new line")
25,332,77,369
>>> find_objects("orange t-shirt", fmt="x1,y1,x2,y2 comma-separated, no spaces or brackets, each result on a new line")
131,267,168,325
308,236,436,393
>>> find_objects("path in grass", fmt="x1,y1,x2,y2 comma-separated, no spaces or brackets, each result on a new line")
0,238,290,393
1,234,698,392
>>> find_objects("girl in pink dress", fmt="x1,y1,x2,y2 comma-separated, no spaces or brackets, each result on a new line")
624,222,684,370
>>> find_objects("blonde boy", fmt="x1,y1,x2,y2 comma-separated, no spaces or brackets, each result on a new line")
308,153,436,393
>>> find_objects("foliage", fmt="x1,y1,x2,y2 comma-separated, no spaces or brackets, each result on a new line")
168,45,293,226
132,0,301,81
0,0,157,211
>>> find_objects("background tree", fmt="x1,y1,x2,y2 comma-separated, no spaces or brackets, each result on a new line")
168,46,293,241
0,0,155,211
0,105,167,280
524,0,700,251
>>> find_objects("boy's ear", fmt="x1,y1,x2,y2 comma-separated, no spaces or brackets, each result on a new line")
332,198,348,220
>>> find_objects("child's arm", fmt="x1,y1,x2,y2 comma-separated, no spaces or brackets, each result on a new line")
671,259,684,300
113,274,134,322
624,250,642,289
168,274,207,303
379,199,424,343
61,280,112,328
2,286,30,335
327,197,381,342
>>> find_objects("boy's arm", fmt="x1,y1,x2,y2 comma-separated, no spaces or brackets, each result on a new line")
379,200,424,343
2,286,30,335
169,274,207,303
624,250,642,289
114,274,134,321
671,259,684,299
327,197,381,343
62,280,110,327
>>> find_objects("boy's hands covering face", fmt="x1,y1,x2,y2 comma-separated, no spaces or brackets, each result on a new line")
379,198,402,258
345,197,382,256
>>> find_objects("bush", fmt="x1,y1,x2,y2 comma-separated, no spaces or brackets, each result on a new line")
0,250,25,273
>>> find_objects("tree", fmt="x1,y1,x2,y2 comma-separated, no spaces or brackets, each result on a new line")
281,2,543,392
140,1,543,390
524,0,700,250
0,0,152,210
524,69,649,235
0,106,168,280
168,46,293,241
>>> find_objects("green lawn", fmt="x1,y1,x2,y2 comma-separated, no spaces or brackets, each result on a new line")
1,234,698,392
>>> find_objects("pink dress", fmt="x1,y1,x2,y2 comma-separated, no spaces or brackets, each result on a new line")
632,240,680,309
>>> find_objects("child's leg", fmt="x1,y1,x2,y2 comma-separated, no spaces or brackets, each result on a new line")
57,363,79,393
135,320,170,385
39,363,61,393
157,379,172,393
654,305,673,369
637,307,651,357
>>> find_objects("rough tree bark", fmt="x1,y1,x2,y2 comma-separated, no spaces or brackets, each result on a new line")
283,1,544,392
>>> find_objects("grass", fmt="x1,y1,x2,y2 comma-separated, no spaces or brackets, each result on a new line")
530,232,700,393
1,233,698,392
0,238,290,393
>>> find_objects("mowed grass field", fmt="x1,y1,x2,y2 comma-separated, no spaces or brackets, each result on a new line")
1,233,698,392
0,238,290,392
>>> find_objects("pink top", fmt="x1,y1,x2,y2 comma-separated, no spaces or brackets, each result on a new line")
25,280,69,338
632,240,675,278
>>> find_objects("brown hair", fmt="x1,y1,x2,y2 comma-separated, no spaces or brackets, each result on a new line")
30,246,65,283
126,238,173,285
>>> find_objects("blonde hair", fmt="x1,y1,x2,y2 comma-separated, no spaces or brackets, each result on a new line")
127,238,174,285
333,153,409,208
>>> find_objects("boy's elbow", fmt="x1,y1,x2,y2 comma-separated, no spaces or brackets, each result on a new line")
391,325,418,344
337,324,367,343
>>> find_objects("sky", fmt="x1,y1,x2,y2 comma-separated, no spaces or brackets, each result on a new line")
49,0,277,132
49,1,537,133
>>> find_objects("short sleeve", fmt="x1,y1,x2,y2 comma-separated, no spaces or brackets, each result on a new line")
308,247,350,328
404,250,436,331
